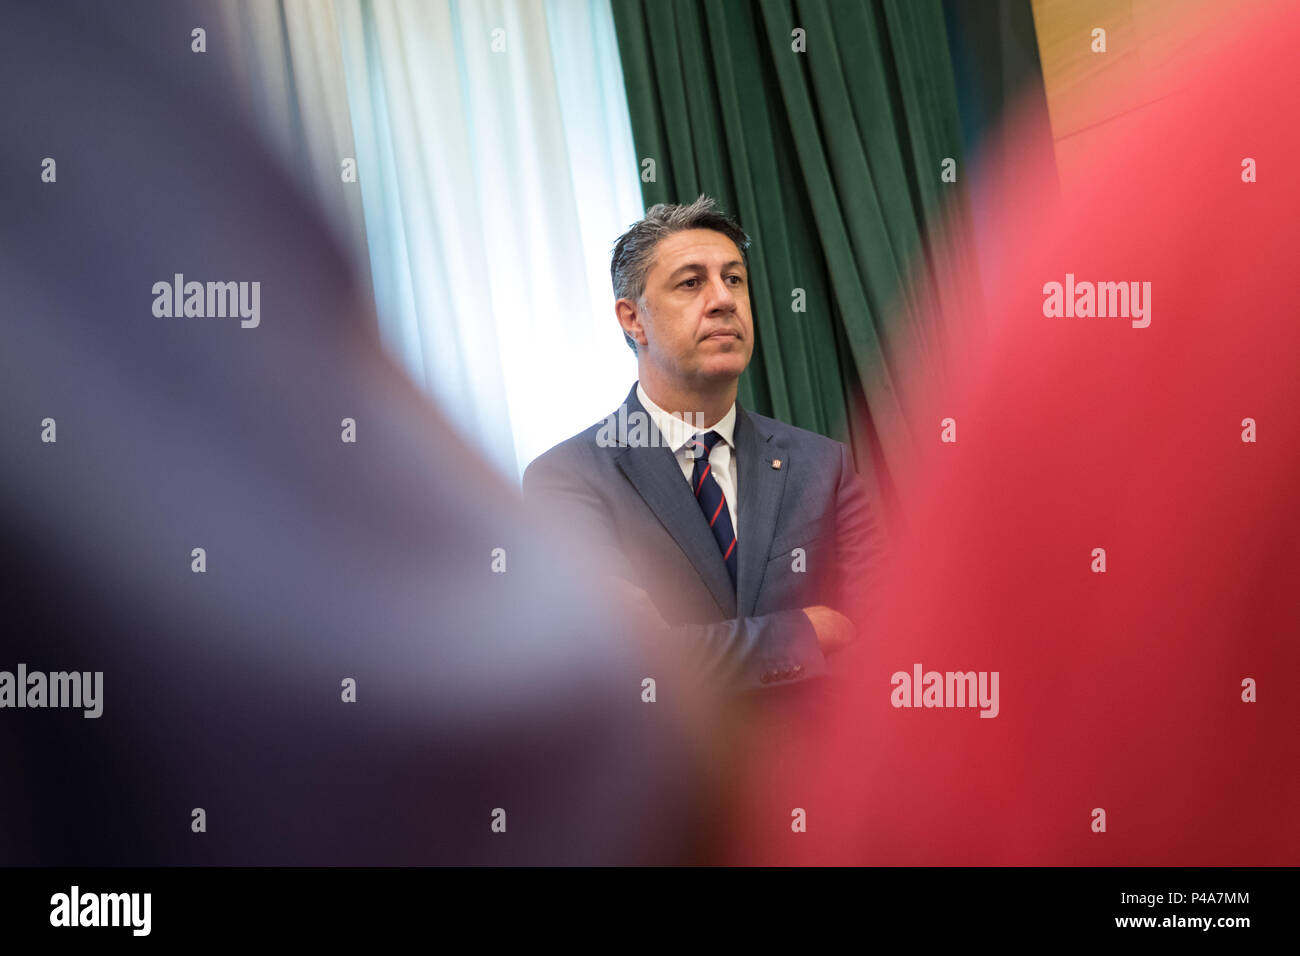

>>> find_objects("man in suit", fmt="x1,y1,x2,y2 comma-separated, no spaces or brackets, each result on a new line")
523,196,883,695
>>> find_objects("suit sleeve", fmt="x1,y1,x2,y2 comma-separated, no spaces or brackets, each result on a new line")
522,454,827,695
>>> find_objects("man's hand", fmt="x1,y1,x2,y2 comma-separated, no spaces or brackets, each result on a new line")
802,605,856,655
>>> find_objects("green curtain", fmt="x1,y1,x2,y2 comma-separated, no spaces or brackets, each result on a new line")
610,0,979,512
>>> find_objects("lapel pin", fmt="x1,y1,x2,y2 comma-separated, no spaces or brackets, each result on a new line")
771,459,782,469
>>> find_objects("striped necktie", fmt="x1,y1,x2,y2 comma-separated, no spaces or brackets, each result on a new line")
686,430,737,589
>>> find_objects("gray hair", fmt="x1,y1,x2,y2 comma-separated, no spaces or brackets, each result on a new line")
610,195,751,353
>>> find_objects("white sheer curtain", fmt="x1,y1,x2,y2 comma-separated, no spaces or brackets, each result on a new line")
218,0,375,292
223,0,643,481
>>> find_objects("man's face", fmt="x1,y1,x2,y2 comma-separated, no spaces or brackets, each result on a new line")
629,228,754,389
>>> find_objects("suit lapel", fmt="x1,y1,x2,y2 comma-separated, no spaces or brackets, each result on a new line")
733,402,789,618
614,384,737,618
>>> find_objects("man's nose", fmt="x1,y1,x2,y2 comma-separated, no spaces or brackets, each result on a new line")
705,275,737,311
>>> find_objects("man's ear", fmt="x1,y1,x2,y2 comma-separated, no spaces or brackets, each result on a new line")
615,298,647,349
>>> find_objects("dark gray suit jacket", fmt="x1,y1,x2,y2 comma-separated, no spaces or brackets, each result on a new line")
523,382,883,694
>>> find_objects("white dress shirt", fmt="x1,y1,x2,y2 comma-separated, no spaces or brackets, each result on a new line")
636,381,739,536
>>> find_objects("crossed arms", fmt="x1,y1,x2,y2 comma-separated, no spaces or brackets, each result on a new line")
521,442,881,694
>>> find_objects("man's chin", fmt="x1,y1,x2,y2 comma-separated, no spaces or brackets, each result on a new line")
692,357,749,383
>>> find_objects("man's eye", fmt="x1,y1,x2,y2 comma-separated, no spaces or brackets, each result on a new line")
727,275,743,284
680,278,698,289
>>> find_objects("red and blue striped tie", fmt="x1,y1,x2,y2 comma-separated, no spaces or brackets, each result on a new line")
687,431,737,589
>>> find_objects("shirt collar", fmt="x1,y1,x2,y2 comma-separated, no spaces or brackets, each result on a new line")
636,381,736,454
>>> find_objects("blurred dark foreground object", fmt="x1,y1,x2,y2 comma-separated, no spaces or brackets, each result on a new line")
0,0,724,865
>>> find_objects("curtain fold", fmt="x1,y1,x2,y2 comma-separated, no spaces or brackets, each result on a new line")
218,0,376,299
610,0,980,509
219,0,646,481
